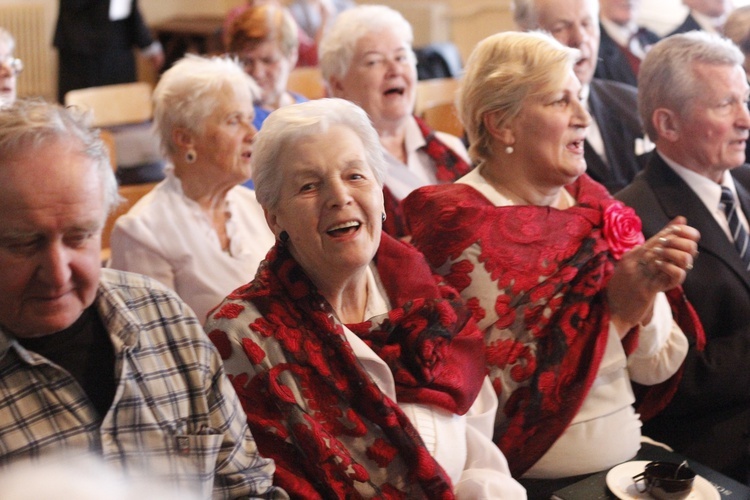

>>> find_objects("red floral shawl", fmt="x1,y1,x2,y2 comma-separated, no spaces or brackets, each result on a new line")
402,174,704,477
382,116,473,238
206,233,486,498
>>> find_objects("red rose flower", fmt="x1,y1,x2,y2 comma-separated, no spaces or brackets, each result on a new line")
602,201,645,260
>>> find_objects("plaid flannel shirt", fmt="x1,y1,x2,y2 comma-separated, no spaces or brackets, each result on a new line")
0,269,287,500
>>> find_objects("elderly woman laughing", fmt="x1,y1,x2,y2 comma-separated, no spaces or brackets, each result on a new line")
204,98,525,499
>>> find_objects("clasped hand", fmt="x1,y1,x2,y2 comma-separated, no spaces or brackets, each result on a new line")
607,216,700,337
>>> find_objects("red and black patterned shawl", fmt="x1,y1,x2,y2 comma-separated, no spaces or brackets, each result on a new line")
207,233,486,498
402,174,704,477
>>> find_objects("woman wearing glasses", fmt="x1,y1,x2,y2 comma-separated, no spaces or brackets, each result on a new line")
0,28,22,106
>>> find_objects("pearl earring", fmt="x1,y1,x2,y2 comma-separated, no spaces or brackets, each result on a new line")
505,146,514,155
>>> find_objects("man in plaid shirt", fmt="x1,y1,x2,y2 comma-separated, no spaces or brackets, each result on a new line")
0,99,287,499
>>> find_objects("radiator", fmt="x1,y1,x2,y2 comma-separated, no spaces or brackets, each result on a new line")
0,3,55,101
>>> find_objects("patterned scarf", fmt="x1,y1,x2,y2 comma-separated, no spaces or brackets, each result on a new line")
402,174,704,476
208,233,485,498
382,116,472,238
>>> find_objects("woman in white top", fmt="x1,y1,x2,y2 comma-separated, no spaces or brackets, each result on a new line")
403,31,703,485
318,4,472,238
204,98,526,499
109,55,275,322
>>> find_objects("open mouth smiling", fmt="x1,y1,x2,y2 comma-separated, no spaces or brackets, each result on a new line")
327,220,361,237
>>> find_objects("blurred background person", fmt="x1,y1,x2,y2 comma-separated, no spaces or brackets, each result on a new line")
109,55,274,323
223,0,318,67
226,2,309,136
668,0,734,35
0,27,21,106
617,31,750,483
319,4,471,237
53,0,164,103
724,5,750,76
205,98,526,499
286,0,353,43
403,31,701,496
513,0,651,194
595,0,660,86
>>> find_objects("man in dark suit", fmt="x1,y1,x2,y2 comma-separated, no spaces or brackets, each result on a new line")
53,0,164,103
512,0,650,193
617,31,750,483
595,0,660,87
669,0,731,36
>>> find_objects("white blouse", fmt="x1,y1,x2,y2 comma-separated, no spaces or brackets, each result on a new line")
458,167,689,478
108,169,276,323
342,265,526,499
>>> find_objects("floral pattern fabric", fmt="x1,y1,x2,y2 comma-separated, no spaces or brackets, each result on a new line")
403,174,704,477
382,116,472,238
205,233,486,498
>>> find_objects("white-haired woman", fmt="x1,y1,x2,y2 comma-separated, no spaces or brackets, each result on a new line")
319,5,471,237
205,98,526,499
109,55,275,322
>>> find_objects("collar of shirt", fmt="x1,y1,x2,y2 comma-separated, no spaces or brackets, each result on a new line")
658,150,748,239
580,84,607,163
690,10,726,33
600,17,638,48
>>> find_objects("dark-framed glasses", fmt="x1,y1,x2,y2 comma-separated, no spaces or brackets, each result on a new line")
0,56,23,76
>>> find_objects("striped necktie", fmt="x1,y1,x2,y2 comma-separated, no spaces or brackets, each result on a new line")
720,186,750,271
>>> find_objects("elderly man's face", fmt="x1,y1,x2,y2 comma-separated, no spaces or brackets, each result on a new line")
0,40,18,105
672,63,750,181
533,0,600,85
0,139,104,338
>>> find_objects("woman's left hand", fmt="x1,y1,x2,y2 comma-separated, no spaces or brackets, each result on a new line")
607,216,700,336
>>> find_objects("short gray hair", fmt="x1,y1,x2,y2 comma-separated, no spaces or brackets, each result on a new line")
152,54,260,157
459,31,579,164
0,27,15,52
512,0,599,30
0,98,118,215
639,31,744,140
252,98,386,210
319,4,414,86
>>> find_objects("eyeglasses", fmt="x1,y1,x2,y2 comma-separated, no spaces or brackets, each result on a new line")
0,56,23,76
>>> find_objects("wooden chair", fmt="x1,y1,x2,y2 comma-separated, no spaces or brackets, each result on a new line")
287,66,327,100
100,181,159,264
421,101,464,138
414,77,460,116
64,82,153,128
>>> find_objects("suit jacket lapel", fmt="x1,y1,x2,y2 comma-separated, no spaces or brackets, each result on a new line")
647,154,750,287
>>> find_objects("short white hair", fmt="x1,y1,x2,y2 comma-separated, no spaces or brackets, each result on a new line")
152,54,260,156
319,5,414,86
252,98,386,210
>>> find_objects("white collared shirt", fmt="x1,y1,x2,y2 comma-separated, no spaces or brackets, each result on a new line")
600,17,648,59
659,151,750,243
689,10,726,33
382,116,470,201
109,0,132,21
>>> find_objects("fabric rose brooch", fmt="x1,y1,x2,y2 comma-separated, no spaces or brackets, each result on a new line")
602,200,645,260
